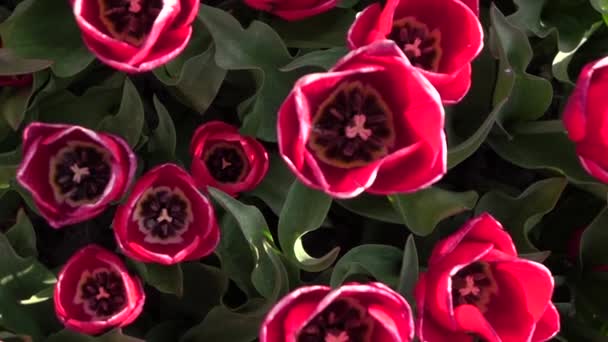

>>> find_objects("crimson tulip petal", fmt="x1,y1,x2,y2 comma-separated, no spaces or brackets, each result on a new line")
531,303,560,342
453,305,500,342
244,0,339,21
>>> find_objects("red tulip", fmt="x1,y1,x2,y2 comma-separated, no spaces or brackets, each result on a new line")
347,0,483,103
190,121,269,197
414,213,560,342
113,163,220,265
278,40,446,198
260,282,414,342
243,0,339,21
563,57,608,184
71,0,199,73
16,123,136,228
54,244,145,335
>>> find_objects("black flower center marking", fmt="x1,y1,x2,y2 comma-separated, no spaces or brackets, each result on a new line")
203,142,250,183
133,186,193,244
388,17,442,72
451,262,498,313
49,142,112,207
308,81,395,169
98,0,163,46
74,268,127,319
297,298,375,342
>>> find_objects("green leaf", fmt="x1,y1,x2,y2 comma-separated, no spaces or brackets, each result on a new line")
0,0,94,77
198,5,301,141
132,261,184,297
98,78,145,147
271,8,356,48
490,5,553,131
209,187,289,300
397,235,418,303
0,86,32,131
509,0,601,52
0,148,20,189
146,321,189,342
337,194,402,224
153,45,226,114
331,244,402,288
596,0,608,14
5,209,36,258
248,153,295,214
488,128,608,198
181,299,269,342
216,214,256,296
389,187,479,236
278,180,338,272
280,47,348,71
581,206,608,269
46,329,145,342
0,48,52,75
475,178,567,252
147,96,177,161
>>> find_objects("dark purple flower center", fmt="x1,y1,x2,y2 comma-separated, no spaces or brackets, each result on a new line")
451,261,498,313
308,81,395,169
49,142,112,207
388,17,442,72
98,0,163,46
74,268,127,319
203,141,250,184
133,186,193,244
297,298,375,342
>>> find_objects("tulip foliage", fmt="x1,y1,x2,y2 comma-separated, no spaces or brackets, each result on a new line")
1,0,608,341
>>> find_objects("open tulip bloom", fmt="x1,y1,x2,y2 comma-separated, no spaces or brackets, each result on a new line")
54,245,145,335
71,0,199,72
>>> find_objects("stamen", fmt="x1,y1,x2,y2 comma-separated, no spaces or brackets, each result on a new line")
70,164,90,183
95,286,111,300
345,114,373,140
221,158,232,170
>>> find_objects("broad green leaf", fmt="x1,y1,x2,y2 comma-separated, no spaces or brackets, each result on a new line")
475,178,567,252
146,321,189,342
0,85,31,131
153,46,226,114
490,6,553,130
552,22,602,84
198,5,301,141
331,244,402,288
147,96,177,162
248,153,295,214
280,47,348,71
278,180,338,272
0,0,94,77
509,0,601,52
216,214,256,296
581,206,608,269
181,299,269,342
46,329,144,342
0,148,20,189
271,8,356,48
5,209,36,258
397,235,418,303
389,187,479,236
337,194,402,224
595,0,608,14
209,187,289,300
0,48,52,75
132,261,183,297
488,128,608,198
98,78,145,147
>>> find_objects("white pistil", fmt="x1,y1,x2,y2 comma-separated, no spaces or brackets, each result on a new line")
156,208,173,223
325,331,350,342
404,37,423,58
221,158,232,170
345,114,372,140
458,275,481,297
95,286,111,300
70,164,90,183
128,0,142,13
